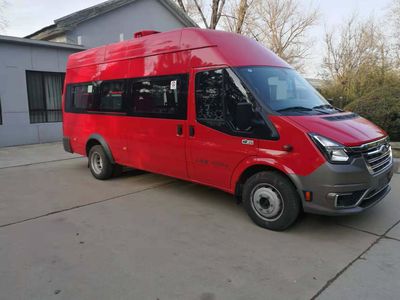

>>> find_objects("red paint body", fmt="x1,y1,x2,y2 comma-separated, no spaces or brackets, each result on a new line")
63,28,387,194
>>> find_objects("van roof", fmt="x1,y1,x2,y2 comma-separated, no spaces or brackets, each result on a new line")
66,28,291,70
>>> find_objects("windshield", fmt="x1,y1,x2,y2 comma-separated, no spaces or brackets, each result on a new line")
234,66,336,115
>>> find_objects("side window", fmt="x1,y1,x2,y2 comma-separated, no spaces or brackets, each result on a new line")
131,75,188,119
224,68,255,129
195,69,224,122
195,68,255,131
70,84,95,111
99,81,125,112
66,80,127,113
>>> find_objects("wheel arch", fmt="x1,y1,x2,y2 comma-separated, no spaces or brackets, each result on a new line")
231,159,304,203
85,134,115,164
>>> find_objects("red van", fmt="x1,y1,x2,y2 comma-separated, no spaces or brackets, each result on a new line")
62,28,394,230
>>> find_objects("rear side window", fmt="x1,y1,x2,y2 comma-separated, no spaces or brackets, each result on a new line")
65,74,188,119
70,84,96,111
66,81,127,113
131,75,188,119
99,81,125,112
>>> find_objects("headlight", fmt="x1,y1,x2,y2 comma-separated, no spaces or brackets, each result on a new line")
309,133,349,163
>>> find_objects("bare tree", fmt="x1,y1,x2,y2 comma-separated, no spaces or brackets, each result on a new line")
323,15,387,82
388,0,400,66
252,0,319,69
174,0,226,29
222,0,255,34
174,0,318,69
321,14,392,106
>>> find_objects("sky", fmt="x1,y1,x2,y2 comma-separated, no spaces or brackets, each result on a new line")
1,0,394,76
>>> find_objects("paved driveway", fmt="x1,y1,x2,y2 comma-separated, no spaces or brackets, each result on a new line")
0,143,399,300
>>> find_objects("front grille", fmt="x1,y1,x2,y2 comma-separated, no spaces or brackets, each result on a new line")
362,142,392,174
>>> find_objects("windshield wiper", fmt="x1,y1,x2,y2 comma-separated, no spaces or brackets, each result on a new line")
313,104,334,110
313,104,343,114
277,106,313,112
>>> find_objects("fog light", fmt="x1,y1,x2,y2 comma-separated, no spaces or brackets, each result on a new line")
331,190,366,208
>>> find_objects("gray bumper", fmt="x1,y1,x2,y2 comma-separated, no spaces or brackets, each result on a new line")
290,157,394,216
63,137,73,153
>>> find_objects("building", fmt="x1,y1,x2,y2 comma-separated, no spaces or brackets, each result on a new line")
0,0,196,147
306,78,325,90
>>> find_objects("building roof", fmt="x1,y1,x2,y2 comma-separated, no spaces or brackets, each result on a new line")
306,78,325,89
26,0,198,40
0,34,86,50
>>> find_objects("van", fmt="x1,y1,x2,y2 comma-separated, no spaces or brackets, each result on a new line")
63,28,394,231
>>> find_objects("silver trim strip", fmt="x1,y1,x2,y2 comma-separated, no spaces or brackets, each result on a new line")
368,151,390,164
334,184,390,209
348,136,389,152
371,156,392,170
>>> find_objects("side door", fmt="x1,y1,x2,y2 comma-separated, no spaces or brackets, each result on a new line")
126,74,189,179
187,67,263,191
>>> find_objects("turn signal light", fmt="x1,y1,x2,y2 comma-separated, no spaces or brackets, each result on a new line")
304,191,312,202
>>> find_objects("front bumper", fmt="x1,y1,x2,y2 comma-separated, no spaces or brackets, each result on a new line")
290,157,394,216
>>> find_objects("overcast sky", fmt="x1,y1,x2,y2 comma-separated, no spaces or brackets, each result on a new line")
1,0,393,76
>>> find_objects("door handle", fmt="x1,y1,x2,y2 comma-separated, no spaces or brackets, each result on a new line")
177,124,183,136
189,125,195,137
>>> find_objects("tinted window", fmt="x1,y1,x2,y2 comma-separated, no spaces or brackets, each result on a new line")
67,81,127,113
71,84,96,111
131,75,187,119
99,81,125,112
195,68,255,130
65,75,188,119
195,69,224,121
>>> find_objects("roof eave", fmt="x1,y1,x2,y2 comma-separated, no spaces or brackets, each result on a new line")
160,0,198,28
0,35,86,50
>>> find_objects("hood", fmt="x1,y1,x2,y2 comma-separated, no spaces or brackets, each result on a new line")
285,113,387,147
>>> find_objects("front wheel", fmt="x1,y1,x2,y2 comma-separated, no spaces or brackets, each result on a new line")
242,171,301,231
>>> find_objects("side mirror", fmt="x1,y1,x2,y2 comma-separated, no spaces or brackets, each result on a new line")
235,102,253,131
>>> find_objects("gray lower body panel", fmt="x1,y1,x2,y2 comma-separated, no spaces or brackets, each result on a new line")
63,137,73,153
289,157,394,216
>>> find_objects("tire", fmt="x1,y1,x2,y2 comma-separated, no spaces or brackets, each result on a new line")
242,171,301,231
88,145,114,180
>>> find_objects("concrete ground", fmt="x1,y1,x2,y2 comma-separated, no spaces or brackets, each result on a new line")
0,143,399,300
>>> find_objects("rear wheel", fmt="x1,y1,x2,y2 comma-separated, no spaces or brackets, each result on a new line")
242,171,301,231
88,145,114,180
